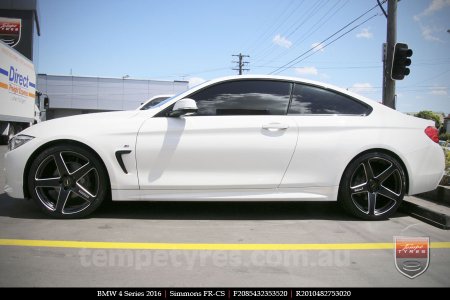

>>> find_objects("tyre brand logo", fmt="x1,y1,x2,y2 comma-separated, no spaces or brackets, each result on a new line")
78,189,89,199
394,236,429,278
0,17,21,48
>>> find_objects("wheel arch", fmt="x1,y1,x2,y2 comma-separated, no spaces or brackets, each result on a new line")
339,148,410,195
23,139,111,199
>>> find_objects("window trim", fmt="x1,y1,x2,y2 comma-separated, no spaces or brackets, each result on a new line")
155,79,373,118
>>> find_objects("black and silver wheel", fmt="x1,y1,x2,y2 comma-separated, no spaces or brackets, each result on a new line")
339,152,406,220
28,144,108,218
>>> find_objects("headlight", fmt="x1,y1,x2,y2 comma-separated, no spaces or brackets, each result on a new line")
8,135,34,151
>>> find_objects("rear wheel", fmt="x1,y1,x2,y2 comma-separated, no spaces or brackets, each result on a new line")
28,144,108,218
339,152,406,220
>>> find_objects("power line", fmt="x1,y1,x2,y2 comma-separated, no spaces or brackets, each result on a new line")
253,64,382,70
244,0,299,55
293,14,380,65
269,13,380,74
289,0,350,51
285,0,331,39
269,2,384,75
252,0,326,63
407,69,450,87
257,0,350,66
254,59,450,69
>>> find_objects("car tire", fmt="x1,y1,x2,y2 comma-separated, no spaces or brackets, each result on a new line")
339,152,406,220
28,144,108,218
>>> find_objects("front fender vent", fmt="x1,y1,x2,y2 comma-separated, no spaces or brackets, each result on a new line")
115,150,132,174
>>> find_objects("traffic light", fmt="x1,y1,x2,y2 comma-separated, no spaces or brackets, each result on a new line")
391,43,413,80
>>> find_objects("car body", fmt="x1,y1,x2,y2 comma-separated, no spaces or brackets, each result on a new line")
137,94,173,110
4,75,445,219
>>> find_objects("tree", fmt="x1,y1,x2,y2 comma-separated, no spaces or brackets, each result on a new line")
414,111,442,129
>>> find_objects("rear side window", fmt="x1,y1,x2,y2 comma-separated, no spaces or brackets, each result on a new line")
190,80,292,116
289,84,371,115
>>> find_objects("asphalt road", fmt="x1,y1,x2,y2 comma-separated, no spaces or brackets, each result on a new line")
0,145,449,287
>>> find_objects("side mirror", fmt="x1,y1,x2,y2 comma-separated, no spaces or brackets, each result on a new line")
169,98,198,117
44,96,50,109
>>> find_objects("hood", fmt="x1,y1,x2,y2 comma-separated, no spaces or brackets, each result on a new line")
20,110,147,139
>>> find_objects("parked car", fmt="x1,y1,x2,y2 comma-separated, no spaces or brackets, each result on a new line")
137,94,173,110
4,75,445,219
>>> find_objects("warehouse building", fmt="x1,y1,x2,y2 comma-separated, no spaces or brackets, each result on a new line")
37,74,189,120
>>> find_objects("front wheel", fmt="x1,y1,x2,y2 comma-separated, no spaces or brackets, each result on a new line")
339,152,406,220
28,144,108,218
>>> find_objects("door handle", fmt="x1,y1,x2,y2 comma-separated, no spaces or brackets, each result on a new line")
262,123,289,131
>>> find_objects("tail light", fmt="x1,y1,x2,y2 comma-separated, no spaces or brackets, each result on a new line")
424,126,439,143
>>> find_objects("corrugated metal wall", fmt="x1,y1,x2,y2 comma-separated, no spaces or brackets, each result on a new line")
37,74,189,111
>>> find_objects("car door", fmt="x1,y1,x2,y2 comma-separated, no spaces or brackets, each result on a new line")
136,79,298,190
281,83,373,188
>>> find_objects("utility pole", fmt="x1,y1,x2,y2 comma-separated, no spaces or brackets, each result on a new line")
382,0,397,109
232,53,250,75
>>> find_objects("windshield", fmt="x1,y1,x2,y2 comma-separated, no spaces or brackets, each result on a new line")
151,93,182,109
140,96,171,110
142,80,210,110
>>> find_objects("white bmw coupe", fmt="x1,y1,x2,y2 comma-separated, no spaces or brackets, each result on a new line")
4,75,445,219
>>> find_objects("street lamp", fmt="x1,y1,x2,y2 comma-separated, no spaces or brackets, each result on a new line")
122,75,130,79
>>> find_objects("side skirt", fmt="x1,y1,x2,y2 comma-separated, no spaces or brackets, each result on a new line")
111,187,339,202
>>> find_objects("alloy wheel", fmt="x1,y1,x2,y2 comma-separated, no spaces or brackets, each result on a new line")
32,149,102,216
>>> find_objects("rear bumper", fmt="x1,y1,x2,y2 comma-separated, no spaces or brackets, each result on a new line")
406,143,445,195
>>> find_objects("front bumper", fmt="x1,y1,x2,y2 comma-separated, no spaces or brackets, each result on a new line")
4,138,40,199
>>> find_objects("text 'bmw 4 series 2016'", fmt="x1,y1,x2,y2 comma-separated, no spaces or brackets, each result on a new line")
4,75,445,220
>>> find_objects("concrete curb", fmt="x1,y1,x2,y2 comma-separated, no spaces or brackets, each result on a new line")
415,186,450,206
400,201,450,229
399,186,450,229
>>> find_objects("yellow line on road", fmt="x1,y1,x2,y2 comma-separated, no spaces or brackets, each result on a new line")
1,239,450,251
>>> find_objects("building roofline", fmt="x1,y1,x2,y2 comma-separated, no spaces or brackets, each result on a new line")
37,73,188,84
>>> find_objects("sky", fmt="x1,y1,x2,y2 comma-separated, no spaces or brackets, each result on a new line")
35,0,450,114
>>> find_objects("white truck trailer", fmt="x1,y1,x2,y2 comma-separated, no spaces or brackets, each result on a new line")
0,40,42,144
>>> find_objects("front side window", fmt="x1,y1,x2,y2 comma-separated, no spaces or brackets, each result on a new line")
189,80,292,116
289,84,371,115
